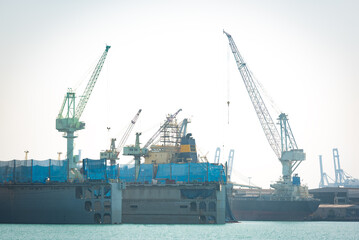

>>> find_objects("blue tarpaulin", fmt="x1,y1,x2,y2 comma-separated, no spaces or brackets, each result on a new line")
189,163,208,182
32,160,50,183
119,164,135,182
106,165,119,180
137,164,153,183
50,160,68,182
83,159,106,180
0,159,68,184
0,160,14,183
155,163,226,183
14,160,32,183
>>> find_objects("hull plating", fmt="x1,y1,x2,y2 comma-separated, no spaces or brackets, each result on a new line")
230,198,320,221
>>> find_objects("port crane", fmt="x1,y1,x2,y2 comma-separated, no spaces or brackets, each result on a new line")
100,109,142,165
123,109,182,180
319,155,334,188
56,45,111,178
227,149,235,181
214,147,221,164
224,31,305,191
319,148,359,188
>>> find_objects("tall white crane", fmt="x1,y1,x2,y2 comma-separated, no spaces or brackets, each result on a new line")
227,149,235,181
214,147,221,164
319,155,334,188
224,31,305,188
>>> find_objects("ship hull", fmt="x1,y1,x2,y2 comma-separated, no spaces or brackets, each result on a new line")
0,182,123,224
122,183,226,224
230,198,320,221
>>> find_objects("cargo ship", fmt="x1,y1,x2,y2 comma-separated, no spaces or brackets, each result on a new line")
223,31,320,221
228,180,320,221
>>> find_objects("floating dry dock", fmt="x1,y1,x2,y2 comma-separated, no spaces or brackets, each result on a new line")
0,159,124,224
119,161,229,224
0,158,230,224
0,182,123,224
123,183,226,224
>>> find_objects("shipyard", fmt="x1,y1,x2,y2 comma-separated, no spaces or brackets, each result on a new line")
1,1,359,239
1,34,358,224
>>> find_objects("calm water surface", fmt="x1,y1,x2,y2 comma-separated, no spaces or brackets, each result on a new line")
1,222,358,240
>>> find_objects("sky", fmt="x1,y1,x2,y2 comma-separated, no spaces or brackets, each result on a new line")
0,0,358,189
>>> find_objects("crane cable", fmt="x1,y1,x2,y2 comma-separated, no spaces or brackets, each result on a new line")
227,45,230,125
73,55,99,94
250,69,281,116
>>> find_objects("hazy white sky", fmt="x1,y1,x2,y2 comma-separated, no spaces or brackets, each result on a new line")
1,0,358,189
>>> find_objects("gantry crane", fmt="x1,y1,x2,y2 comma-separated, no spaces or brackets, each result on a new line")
319,155,334,188
224,31,305,190
332,148,359,187
227,149,235,181
319,149,359,188
56,45,111,178
214,147,221,164
123,109,182,180
100,109,142,165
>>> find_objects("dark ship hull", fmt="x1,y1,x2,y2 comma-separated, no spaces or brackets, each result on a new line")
229,197,320,221
122,183,227,224
0,182,123,224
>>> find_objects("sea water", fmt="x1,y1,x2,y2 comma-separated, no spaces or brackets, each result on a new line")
1,222,358,240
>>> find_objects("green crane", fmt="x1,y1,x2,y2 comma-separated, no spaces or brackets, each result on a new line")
56,45,111,178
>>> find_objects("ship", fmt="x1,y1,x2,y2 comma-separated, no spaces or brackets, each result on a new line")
223,31,320,221
228,178,320,221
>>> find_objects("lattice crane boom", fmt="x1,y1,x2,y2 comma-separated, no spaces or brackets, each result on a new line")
143,109,182,149
223,30,281,159
116,109,142,156
75,45,111,119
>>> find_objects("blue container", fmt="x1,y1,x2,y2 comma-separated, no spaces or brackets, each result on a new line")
292,175,300,186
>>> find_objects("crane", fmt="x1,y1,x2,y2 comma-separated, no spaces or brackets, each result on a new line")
214,147,221,164
143,109,182,149
123,109,182,180
100,109,142,165
319,155,334,188
332,148,359,187
179,118,188,138
56,45,111,178
333,148,346,185
227,149,235,181
224,31,305,188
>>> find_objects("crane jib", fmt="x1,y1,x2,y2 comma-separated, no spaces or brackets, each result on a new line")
75,46,111,120
224,31,282,159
